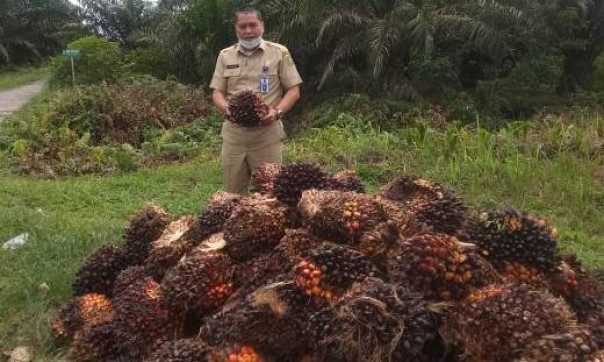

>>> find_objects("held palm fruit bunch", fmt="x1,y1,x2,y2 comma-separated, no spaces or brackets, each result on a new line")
147,338,210,362
308,277,438,362
67,319,122,362
298,189,389,244
386,233,497,301
376,175,469,235
144,215,195,281
514,325,604,362
223,197,287,262
445,284,576,361
112,266,178,359
182,191,242,248
72,244,128,297
122,204,171,265
294,242,377,302
203,282,317,360
228,90,270,127
50,293,114,343
470,208,561,273
325,169,366,193
161,251,236,316
250,162,281,195
273,162,330,206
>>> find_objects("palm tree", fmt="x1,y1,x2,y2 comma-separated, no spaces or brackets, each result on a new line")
312,0,528,89
0,0,80,65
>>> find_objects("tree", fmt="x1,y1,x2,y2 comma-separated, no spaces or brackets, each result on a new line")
0,0,80,65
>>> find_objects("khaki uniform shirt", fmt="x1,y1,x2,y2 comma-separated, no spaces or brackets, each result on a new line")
209,40,302,107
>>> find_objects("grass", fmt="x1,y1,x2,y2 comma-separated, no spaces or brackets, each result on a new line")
0,66,49,91
0,101,603,360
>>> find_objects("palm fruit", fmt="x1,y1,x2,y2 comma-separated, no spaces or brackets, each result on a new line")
386,233,500,300
50,293,114,343
274,228,324,265
357,219,400,257
122,204,171,265
515,326,604,362
377,175,469,235
233,250,292,294
228,90,270,127
470,208,561,272
273,162,330,206
147,338,210,362
113,266,178,359
298,189,389,244
143,215,195,281
325,169,365,193
72,244,128,297
445,284,576,361
294,242,377,301
499,261,547,286
67,319,123,362
182,191,242,247
161,251,236,315
208,344,266,362
203,282,316,360
308,277,438,362
223,197,287,262
250,162,281,195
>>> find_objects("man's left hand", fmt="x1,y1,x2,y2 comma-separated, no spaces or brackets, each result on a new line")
260,107,279,126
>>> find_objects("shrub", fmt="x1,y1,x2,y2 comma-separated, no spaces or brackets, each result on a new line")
124,46,172,79
49,36,123,87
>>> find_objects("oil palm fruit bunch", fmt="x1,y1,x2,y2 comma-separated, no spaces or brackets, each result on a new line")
514,325,604,362
357,219,400,257
499,261,547,286
274,228,324,265
470,208,561,273
228,90,270,127
67,319,122,362
298,189,389,244
144,215,195,281
72,245,129,297
162,251,236,316
204,282,316,360
325,169,365,193
308,277,438,362
223,197,287,262
273,163,330,206
377,175,469,235
446,284,576,361
387,233,494,301
50,293,114,343
182,191,242,246
113,266,177,359
294,242,377,301
251,162,281,195
147,338,210,362
122,204,171,265
233,250,293,294
548,254,600,317
208,344,266,362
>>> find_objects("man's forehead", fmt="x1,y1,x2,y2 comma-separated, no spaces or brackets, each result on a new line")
236,12,261,23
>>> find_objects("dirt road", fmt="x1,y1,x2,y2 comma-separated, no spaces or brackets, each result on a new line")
0,81,45,121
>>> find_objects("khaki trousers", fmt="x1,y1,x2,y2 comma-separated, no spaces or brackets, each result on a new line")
221,120,286,194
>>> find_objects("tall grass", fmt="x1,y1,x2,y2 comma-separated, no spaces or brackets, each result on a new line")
0,67,49,91
0,107,602,360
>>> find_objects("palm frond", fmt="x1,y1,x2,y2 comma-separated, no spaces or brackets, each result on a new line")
316,9,367,46
318,32,365,89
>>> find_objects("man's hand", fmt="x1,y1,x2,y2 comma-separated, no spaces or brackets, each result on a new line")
260,107,279,126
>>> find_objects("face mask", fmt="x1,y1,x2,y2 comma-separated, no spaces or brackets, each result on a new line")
239,37,262,50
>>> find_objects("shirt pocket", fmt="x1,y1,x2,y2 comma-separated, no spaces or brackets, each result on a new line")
224,68,241,90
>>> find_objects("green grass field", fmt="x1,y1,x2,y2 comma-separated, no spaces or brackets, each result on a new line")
0,105,603,360
0,67,49,91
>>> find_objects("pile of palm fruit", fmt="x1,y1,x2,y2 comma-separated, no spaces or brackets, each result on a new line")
51,162,604,362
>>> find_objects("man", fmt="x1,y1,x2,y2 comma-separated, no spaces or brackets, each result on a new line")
210,6,302,194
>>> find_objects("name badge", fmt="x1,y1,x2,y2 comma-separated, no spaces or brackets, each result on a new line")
260,76,270,94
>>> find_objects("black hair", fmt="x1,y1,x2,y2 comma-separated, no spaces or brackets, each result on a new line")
234,6,262,23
